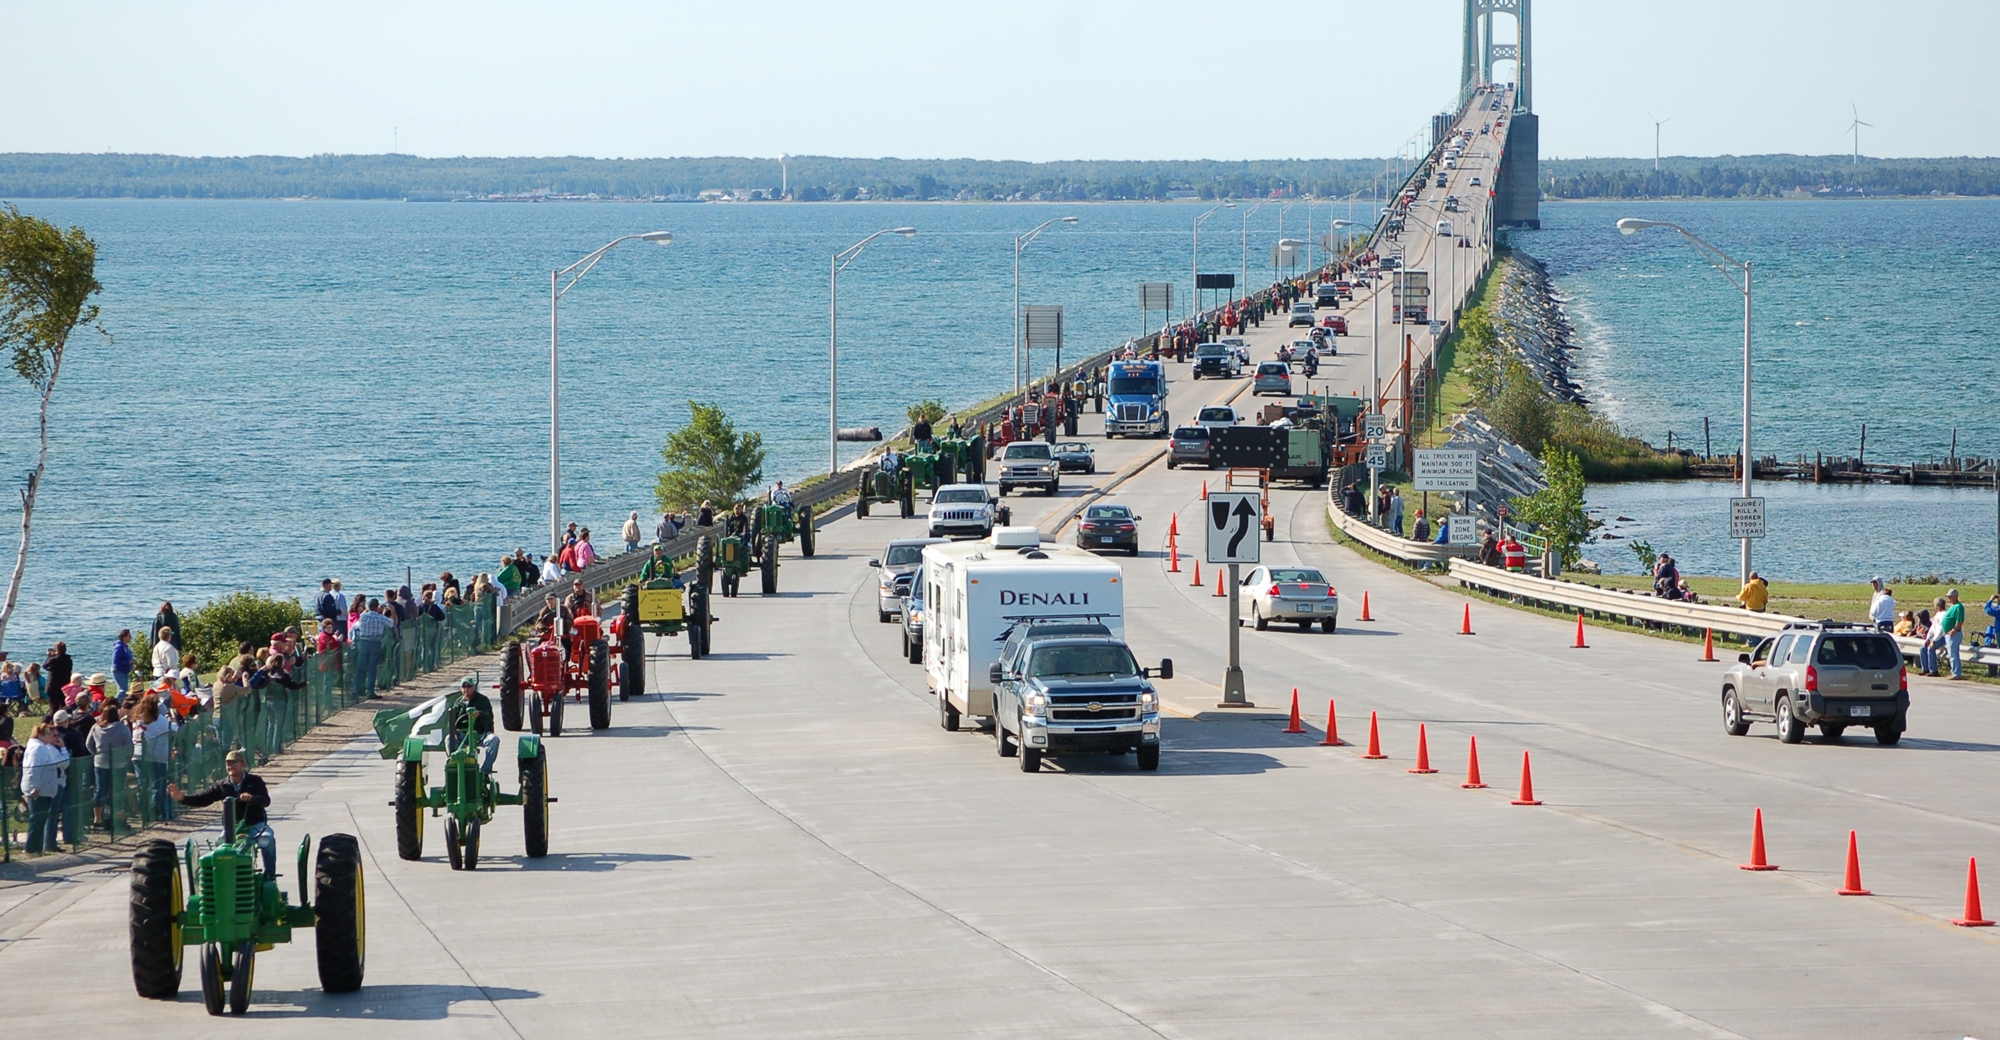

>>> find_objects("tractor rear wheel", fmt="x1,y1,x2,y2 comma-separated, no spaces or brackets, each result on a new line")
394,760,424,861
619,618,644,703
799,508,816,557
761,537,779,595
499,640,523,731
696,535,715,593
199,943,224,1016
462,819,481,871
857,491,870,518
130,838,184,1000
588,639,611,730
313,833,366,993
227,941,254,1015
521,752,550,858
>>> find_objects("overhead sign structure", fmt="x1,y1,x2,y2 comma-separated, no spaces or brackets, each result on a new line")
1205,491,1262,565
1730,497,1767,540
1412,449,1479,491
1138,282,1173,312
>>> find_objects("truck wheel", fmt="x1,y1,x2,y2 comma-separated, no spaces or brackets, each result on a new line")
1722,688,1750,736
227,941,255,1015
997,484,1009,497
908,631,924,664
313,834,366,993
619,614,644,701
500,641,523,731
1019,747,1042,773
799,508,816,557
761,537,779,594
880,607,893,625
463,818,481,871
1046,480,1059,496
588,639,611,730
1137,744,1161,771
129,838,184,1000
199,943,224,1016
995,720,1017,758
938,691,959,731
1167,459,1176,469
1874,723,1902,747
445,819,463,870
1775,694,1804,744
522,752,549,857
394,760,424,860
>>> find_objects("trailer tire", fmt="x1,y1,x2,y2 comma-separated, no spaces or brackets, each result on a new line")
313,834,366,993
587,639,611,730
130,839,184,1000
499,640,523,732
394,759,424,860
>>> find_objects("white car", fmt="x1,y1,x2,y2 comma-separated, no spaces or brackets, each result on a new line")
1217,337,1251,365
927,484,996,538
1238,566,1339,632
1194,405,1238,430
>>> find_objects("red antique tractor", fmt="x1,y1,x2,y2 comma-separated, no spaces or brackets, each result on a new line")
499,610,612,736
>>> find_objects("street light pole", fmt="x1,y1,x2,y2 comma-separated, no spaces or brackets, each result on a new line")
1239,200,1270,299
1192,204,1231,322
1618,217,1754,583
550,230,674,554
831,226,918,474
1014,216,1080,403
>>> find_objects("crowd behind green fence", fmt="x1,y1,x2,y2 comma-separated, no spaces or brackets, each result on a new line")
3,597,498,862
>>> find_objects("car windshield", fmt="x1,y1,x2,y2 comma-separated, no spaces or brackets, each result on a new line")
1198,408,1233,421
935,488,985,504
1028,644,1141,678
884,544,926,566
1816,635,1902,670
1106,377,1158,396
1085,505,1131,520
1004,444,1051,459
1270,569,1328,585
1056,443,1089,454
1195,344,1227,356
1173,427,1209,440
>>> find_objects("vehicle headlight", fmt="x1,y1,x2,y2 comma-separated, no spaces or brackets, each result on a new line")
1025,693,1047,716
1139,691,1157,712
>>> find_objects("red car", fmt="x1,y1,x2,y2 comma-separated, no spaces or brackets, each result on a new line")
1320,315,1349,335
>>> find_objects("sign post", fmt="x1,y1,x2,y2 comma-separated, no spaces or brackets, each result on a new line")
1729,497,1767,540
1206,490,1261,708
1022,305,1063,387
1138,282,1172,338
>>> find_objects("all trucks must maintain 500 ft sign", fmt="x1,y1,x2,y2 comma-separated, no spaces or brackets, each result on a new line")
1412,449,1478,491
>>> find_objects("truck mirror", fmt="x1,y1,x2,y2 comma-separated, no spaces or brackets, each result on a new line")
1157,658,1173,680
1737,653,1751,665
988,662,1004,683
866,559,879,569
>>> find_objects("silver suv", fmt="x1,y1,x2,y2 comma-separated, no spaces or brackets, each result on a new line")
1720,622,1908,745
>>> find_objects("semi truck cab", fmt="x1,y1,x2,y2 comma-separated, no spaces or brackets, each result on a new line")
1103,359,1169,438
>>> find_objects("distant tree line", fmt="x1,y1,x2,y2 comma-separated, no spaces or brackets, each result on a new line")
4,152,1998,201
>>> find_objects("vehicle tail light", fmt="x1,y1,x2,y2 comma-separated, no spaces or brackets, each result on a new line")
1804,665,1819,693
1325,587,1337,597
1267,584,1281,596
1898,665,1908,692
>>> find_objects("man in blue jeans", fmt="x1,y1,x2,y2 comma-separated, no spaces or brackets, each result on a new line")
349,600,394,699
1941,588,1967,680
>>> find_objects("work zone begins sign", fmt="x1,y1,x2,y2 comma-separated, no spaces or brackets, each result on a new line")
1205,491,1262,565
1412,449,1478,491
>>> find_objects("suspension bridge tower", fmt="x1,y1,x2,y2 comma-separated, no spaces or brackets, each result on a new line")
1462,0,1539,228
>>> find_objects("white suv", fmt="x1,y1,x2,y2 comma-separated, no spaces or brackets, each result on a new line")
928,484,996,538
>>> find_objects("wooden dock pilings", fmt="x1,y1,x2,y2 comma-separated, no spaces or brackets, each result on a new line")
1672,452,1999,488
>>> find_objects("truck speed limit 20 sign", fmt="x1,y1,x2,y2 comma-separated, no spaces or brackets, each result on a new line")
1205,491,1262,565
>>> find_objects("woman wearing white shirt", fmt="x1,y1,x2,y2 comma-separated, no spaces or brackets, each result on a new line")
151,631,181,678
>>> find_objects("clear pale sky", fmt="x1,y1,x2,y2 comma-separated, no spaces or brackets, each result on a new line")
5,0,1993,161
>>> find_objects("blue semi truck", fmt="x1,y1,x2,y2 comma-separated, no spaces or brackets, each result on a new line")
1102,359,1169,438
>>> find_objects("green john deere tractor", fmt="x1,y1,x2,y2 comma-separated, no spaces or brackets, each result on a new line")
129,810,365,1014
376,691,551,871
749,501,816,594
714,529,756,597
622,576,710,662
906,436,984,491
856,465,915,520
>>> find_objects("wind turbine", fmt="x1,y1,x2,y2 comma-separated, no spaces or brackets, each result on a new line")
1846,104,1872,164
1649,113,1672,171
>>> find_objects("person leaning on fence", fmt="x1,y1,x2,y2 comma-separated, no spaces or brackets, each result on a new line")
1867,577,1897,632
131,695,173,821
169,750,275,877
316,578,344,637
622,510,643,554
22,723,68,854
349,601,394,700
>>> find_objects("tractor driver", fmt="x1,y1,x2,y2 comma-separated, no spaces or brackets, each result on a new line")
880,447,903,474
560,580,592,628
640,544,681,586
168,750,276,877
768,480,792,508
453,675,499,774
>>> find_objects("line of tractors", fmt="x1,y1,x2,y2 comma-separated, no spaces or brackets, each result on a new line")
129,498,826,1014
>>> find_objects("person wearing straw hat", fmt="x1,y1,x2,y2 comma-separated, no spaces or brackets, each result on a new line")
170,749,275,877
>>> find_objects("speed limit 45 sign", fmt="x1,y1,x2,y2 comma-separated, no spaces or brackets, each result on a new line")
1205,491,1262,565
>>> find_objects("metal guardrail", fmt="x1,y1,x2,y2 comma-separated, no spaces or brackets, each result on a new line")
1326,498,1476,564
1447,559,1797,642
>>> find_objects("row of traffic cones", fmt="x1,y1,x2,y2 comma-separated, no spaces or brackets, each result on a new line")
1736,812,1984,928
1280,689,1539,804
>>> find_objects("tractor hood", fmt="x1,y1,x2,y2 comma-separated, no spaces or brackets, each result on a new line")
372,694,451,759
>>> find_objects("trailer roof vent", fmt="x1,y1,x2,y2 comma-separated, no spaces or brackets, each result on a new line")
989,526,1041,549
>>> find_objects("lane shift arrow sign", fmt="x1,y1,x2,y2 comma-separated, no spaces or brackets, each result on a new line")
1227,498,1254,555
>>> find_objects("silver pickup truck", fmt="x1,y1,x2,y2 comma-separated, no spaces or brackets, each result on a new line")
988,622,1168,773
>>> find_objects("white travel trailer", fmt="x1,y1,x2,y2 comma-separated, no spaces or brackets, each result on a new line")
922,527,1125,725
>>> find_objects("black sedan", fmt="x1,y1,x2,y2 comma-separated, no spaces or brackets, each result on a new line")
1077,503,1141,555
1053,441,1096,474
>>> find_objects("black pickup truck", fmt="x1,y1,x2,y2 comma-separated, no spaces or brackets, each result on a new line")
1191,343,1240,380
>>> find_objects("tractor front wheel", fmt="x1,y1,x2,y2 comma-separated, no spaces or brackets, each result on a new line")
463,819,482,871
549,692,566,738
528,694,543,736
499,640,523,731
394,760,424,861
129,838,184,1000
521,752,550,858
313,834,366,993
588,640,611,730
445,819,463,870
227,941,255,1015
857,491,870,518
761,537,779,595
199,943,224,1016
799,508,816,557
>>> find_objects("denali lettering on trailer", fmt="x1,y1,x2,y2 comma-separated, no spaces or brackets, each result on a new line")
999,590,1090,606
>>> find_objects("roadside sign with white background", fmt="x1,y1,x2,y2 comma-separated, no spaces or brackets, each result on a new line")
1205,491,1262,565
1448,514,1478,546
1365,444,1387,470
1363,415,1387,439
1730,497,1767,539
1412,449,1478,491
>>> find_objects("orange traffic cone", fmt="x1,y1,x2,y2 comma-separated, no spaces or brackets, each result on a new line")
1408,724,1437,773
1214,567,1226,597
1461,735,1487,788
1459,603,1475,636
1510,751,1542,805
1169,544,1179,572
1201,479,1209,501
1572,613,1588,649
1953,857,1995,926
1701,628,1716,662
1320,699,1345,746
1191,559,1202,587
1362,711,1388,759
1359,591,1373,621
1739,808,1778,871
1837,831,1871,896
1169,513,1179,537
1285,689,1304,734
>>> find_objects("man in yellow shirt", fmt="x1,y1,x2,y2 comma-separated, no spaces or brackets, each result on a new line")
1735,572,1769,612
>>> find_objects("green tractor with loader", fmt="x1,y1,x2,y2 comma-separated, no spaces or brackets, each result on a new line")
129,810,365,1015
376,686,552,871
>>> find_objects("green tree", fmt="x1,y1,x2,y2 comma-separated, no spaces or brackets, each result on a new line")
180,590,306,669
654,401,766,511
0,205,104,653
1488,360,1555,453
1509,446,1600,571
906,399,946,428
